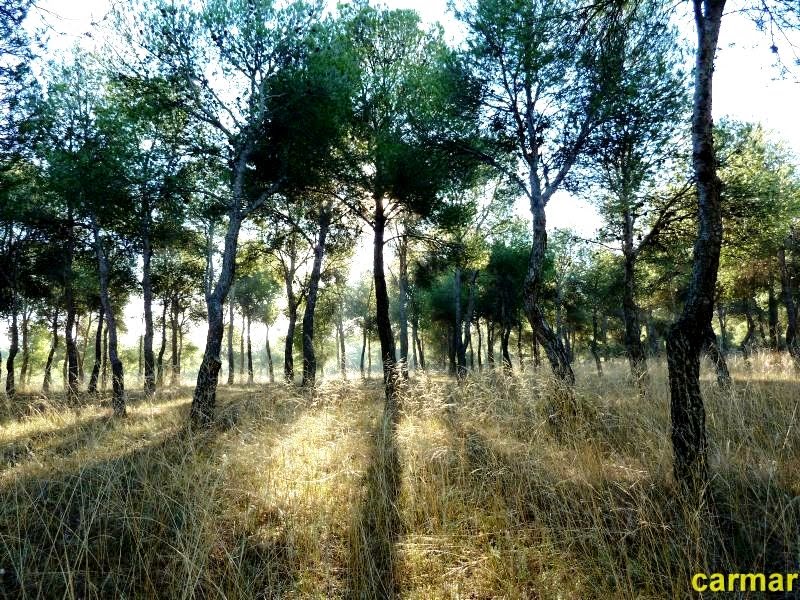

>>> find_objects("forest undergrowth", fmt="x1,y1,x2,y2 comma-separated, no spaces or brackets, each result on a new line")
1,354,799,599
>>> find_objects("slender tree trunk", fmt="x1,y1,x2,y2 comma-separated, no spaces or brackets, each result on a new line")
453,267,466,378
138,335,143,378
171,298,179,387
5,298,18,400
623,240,649,394
156,300,167,387
704,326,731,388
227,289,235,385
101,326,109,391
42,307,59,394
397,232,410,379
476,320,483,372
18,302,29,391
591,309,603,377
768,270,779,350
716,303,728,353
517,320,524,368
523,190,574,389
367,334,372,379
487,321,495,367
778,244,800,370
373,193,399,411
301,202,331,387
461,270,479,379
740,299,756,367
88,307,104,394
666,0,725,495
360,324,367,379
285,300,297,384
468,333,474,370
142,216,156,396
447,325,456,375
239,313,245,378
247,315,253,385
338,310,346,378
64,214,79,398
501,324,512,371
191,207,243,427
92,222,126,416
265,323,274,383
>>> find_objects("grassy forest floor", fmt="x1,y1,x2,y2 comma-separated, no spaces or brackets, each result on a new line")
1,356,799,599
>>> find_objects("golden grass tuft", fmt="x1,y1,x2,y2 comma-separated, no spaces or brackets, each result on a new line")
1,354,799,598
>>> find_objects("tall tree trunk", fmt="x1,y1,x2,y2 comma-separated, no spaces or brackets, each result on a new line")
453,267,466,378
138,335,143,378
92,223,126,416
64,213,79,398
778,244,800,370
88,307,104,394
101,326,109,392
360,324,367,379
42,307,59,394
523,191,574,389
77,314,89,384
591,309,603,377
18,301,30,391
397,232,410,379
476,320,483,372
716,303,728,353
227,289,235,385
500,324,512,372
373,193,399,411
666,0,725,495
487,321,495,367
740,299,756,366
623,237,649,394
338,310,346,379
285,300,297,384
704,326,731,388
156,299,167,387
301,202,331,387
239,313,245,378
265,323,274,383
518,320,524,368
5,297,18,400
447,325,456,375
142,214,156,396
191,206,243,427
247,315,253,385
461,270,479,378
171,297,179,387
767,270,779,350
367,334,372,379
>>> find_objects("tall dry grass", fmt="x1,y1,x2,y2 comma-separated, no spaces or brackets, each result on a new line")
0,354,798,598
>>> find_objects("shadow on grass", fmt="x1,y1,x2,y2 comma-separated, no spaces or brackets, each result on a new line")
0,387,314,600
438,405,800,599
347,408,403,599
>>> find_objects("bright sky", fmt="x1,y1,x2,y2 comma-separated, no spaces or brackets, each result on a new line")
17,0,800,354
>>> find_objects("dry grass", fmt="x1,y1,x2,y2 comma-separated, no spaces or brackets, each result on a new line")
1,355,799,598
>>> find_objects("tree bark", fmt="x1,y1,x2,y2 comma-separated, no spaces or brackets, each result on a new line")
476,320,483,372
141,209,156,395
767,270,779,350
373,193,399,411
88,306,104,394
265,323,274,383
5,297,18,400
778,244,800,370
156,299,167,387
360,323,367,379
247,315,253,385
191,210,243,427
453,267,467,378
623,226,649,394
301,202,331,387
591,309,603,377
338,309,346,378
19,302,29,391
42,307,59,394
171,297,179,387
704,326,731,388
740,299,756,366
92,222,126,416
523,191,574,389
397,232,410,379
227,288,235,385
666,0,725,495
64,212,80,398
